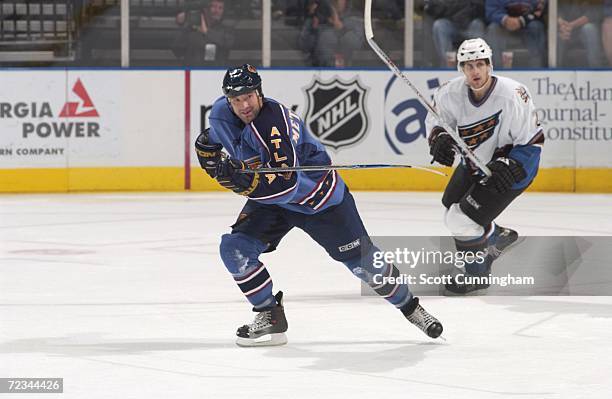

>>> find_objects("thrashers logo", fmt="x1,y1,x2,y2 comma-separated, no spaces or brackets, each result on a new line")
59,79,99,118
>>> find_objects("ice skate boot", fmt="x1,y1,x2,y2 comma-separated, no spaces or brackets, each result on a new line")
489,225,521,260
236,291,288,347
401,297,443,339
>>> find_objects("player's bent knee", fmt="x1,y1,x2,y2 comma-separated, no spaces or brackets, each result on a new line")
444,204,484,238
219,232,267,274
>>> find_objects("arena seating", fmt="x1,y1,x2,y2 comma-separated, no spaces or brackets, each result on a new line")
0,0,76,65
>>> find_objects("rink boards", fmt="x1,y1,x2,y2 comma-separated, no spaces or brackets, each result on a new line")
1,69,611,192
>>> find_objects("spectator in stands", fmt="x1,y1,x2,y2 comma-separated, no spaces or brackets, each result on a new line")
485,0,547,67
281,0,308,25
557,0,602,67
603,0,612,66
424,0,486,67
173,0,234,66
299,0,365,67
380,0,405,20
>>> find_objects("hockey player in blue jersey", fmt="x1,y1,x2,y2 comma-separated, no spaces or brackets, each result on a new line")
195,64,443,346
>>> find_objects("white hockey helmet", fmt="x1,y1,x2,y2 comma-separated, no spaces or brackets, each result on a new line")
456,38,493,72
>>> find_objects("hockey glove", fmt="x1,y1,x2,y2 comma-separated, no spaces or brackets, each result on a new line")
215,158,260,196
195,128,223,178
429,131,456,167
483,157,527,194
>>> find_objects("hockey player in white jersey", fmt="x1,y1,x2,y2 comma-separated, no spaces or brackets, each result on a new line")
426,38,544,295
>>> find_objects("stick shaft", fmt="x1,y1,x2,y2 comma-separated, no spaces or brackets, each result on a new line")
238,164,446,176
363,0,491,177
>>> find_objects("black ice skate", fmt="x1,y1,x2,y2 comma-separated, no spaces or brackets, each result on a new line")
445,226,521,296
401,297,443,339
489,225,521,260
236,291,288,347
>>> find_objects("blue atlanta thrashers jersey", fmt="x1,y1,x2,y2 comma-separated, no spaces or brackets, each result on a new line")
208,96,346,214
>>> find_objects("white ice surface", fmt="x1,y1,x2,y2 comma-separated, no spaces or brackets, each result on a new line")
1,192,612,398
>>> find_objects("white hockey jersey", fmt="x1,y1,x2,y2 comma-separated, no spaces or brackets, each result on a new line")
425,75,544,171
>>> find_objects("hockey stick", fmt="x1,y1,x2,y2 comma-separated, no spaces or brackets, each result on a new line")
238,163,447,176
364,0,492,177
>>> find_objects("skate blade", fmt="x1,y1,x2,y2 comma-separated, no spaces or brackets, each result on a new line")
236,333,288,347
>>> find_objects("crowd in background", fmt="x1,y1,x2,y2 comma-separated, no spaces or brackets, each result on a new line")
1,0,612,68
425,0,610,68
150,0,612,68
184,0,612,68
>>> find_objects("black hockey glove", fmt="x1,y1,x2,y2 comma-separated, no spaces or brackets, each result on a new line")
429,131,456,167
195,128,223,178
215,158,260,196
483,157,527,194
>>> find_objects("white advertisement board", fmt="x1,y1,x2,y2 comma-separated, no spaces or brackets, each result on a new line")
533,71,612,168
0,70,184,169
2,69,611,175
190,69,612,169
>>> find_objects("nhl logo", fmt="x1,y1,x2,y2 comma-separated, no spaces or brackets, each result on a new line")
303,77,369,150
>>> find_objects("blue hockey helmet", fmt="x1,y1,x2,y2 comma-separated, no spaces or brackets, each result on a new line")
222,64,263,98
